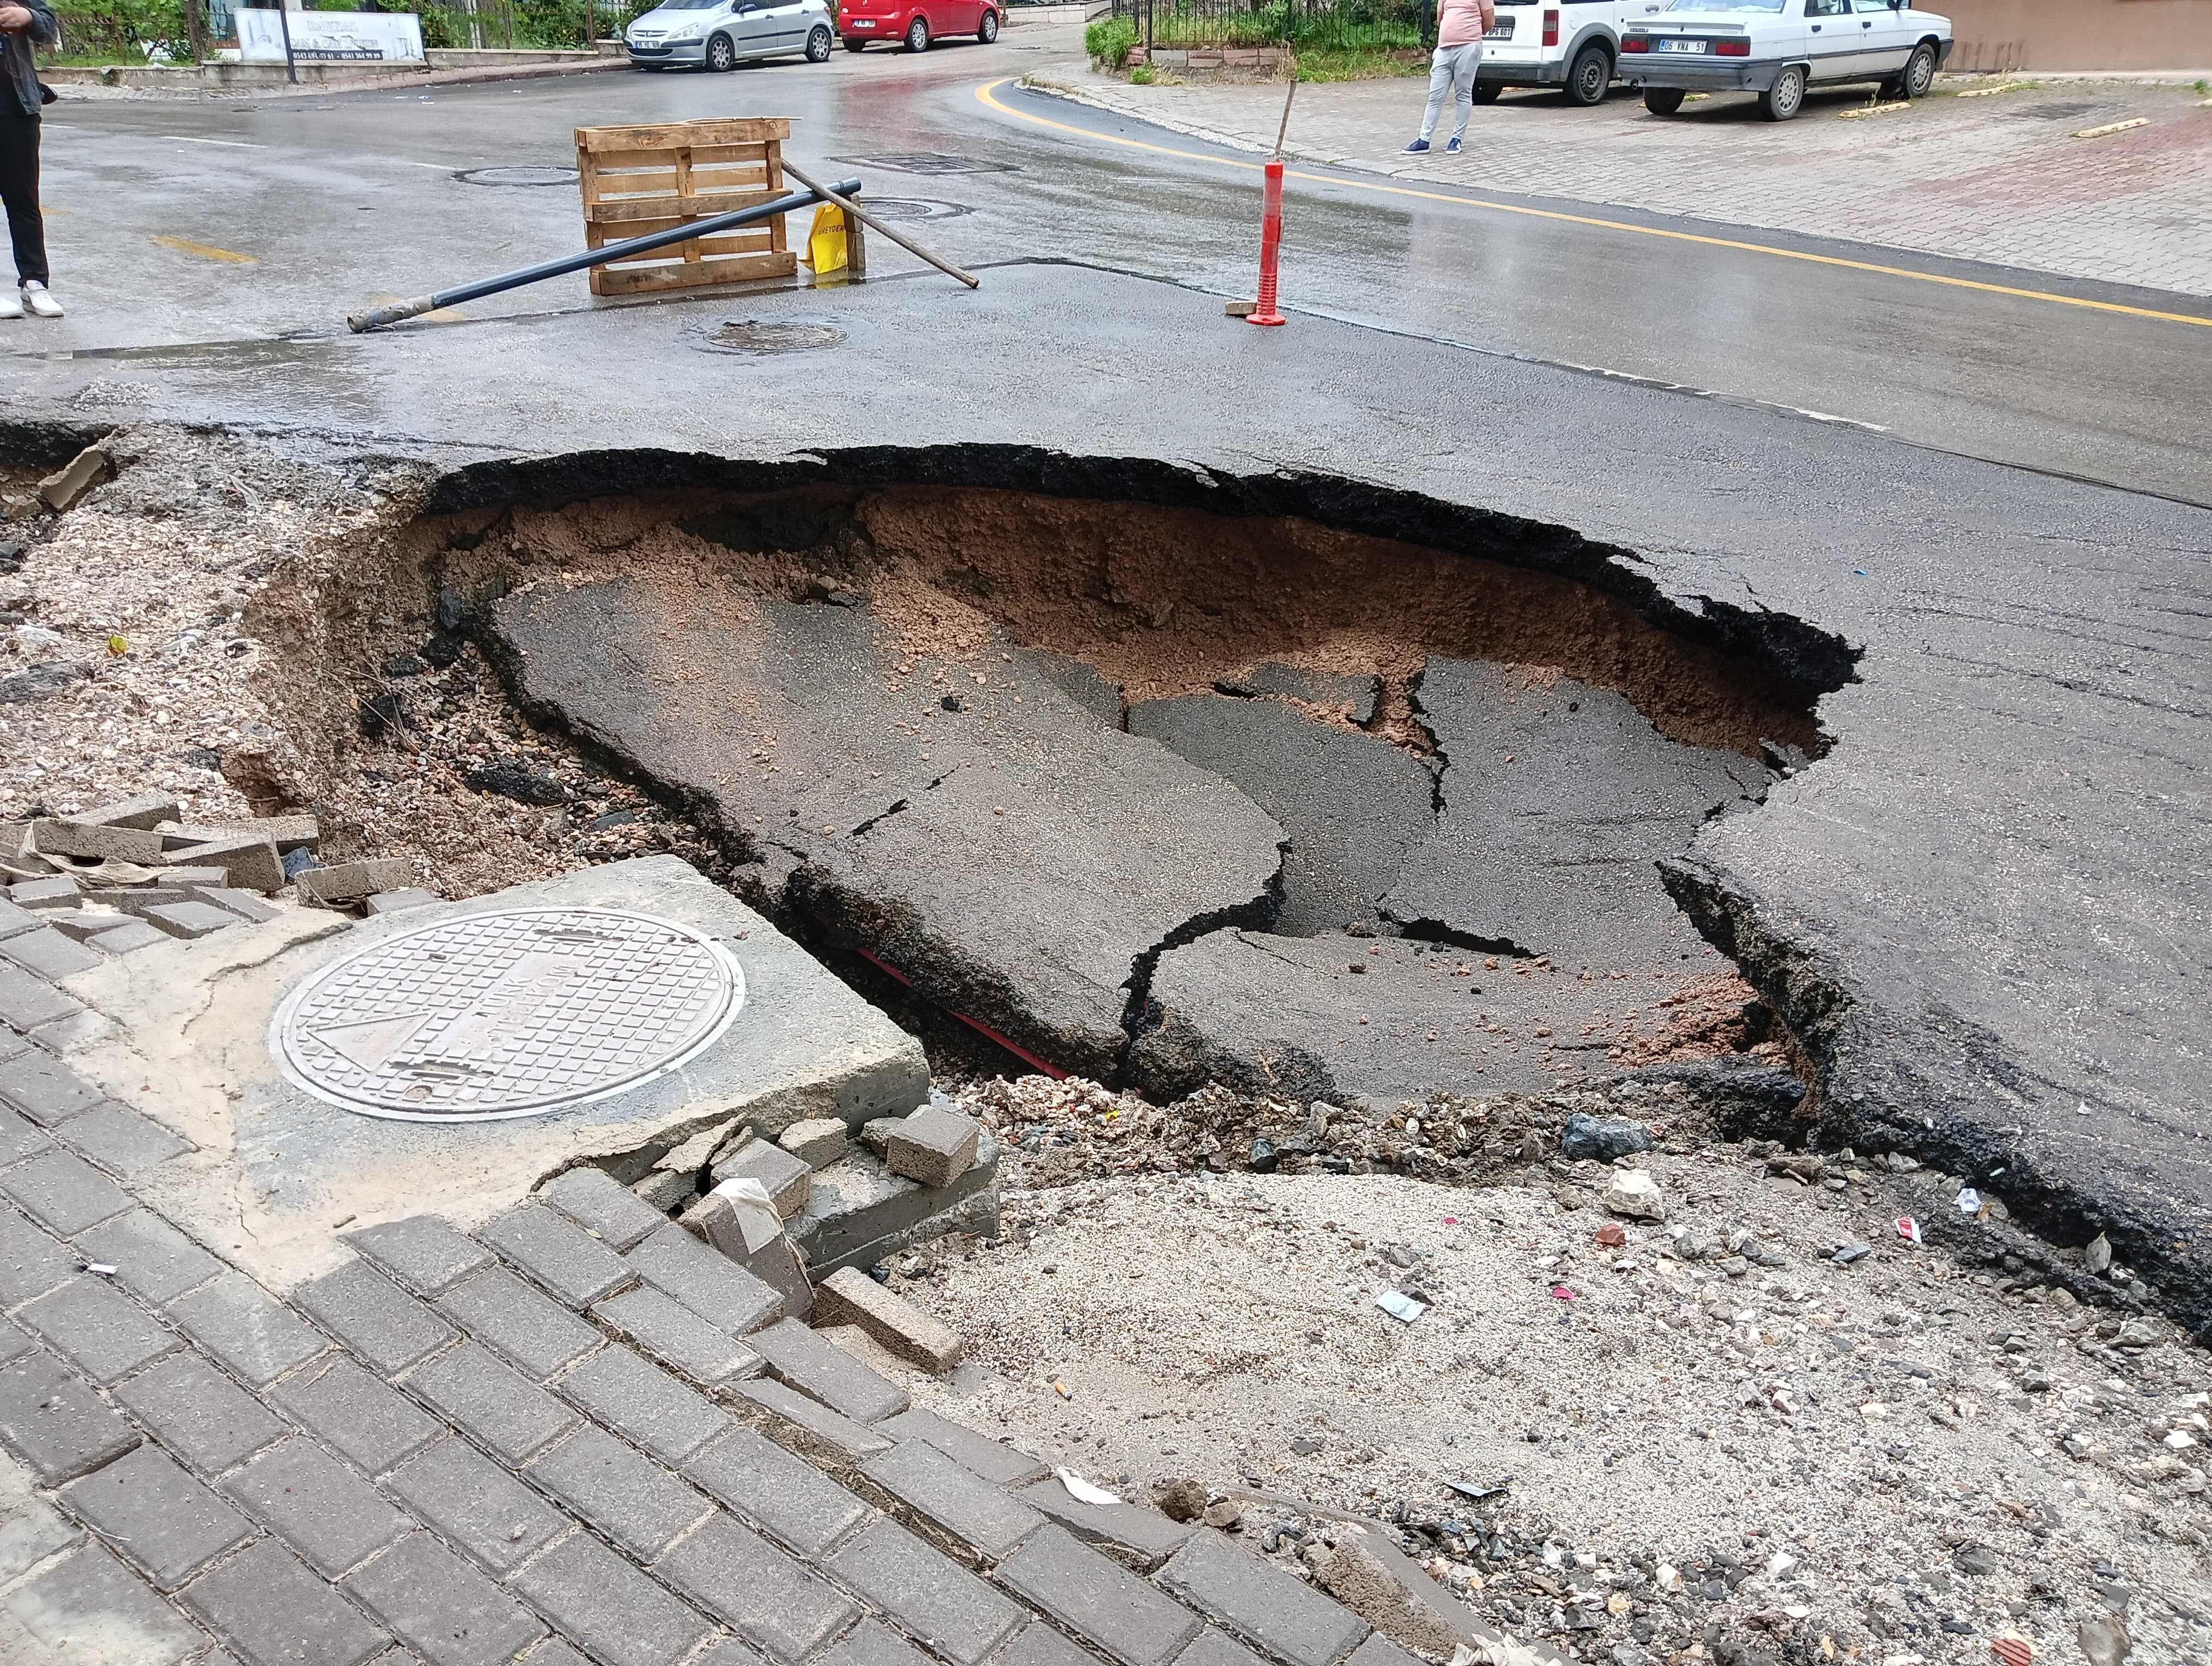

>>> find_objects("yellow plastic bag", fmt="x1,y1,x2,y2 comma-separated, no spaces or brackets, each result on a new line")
807,204,849,275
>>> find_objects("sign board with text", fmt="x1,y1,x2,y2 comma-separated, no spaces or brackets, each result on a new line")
238,10,426,62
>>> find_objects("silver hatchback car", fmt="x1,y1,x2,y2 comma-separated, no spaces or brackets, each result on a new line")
625,0,836,69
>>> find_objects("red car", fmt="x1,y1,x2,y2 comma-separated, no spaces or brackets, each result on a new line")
838,0,1000,52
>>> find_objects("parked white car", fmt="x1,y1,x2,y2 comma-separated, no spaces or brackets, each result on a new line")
1619,0,1953,120
625,0,836,69
1478,0,1669,106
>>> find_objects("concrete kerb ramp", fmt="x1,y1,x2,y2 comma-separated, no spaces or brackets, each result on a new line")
50,855,930,1289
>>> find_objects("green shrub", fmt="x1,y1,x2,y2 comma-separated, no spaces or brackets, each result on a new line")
1084,12,1136,67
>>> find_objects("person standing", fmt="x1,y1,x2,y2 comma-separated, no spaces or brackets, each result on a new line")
0,0,61,319
1405,0,1494,155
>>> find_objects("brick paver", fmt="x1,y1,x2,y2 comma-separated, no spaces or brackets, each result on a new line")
1042,69,2212,295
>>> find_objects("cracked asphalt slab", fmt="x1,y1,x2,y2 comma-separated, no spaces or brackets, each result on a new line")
0,45,2206,1338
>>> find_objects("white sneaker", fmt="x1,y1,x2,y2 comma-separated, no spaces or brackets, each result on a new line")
0,291,19,321
20,283,62,319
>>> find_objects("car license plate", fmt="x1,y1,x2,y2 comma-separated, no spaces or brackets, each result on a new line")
1484,17,1512,36
1657,36,1707,50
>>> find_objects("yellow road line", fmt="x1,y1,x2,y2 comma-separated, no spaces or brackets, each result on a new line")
972,77,2212,330
151,234,258,265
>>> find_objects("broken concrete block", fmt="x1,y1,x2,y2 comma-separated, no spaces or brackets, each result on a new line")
87,919,168,954
29,819,164,866
37,444,112,512
158,866,230,888
812,1266,962,1374
42,909,121,943
1603,1169,1666,1222
779,1118,850,1171
73,791,182,832
143,901,243,941
88,888,187,919
631,1170,695,1213
295,857,411,907
8,876,80,909
161,815,319,854
182,886,280,924
166,835,284,895
792,1137,1000,1278
364,889,442,915
682,1201,813,1322
886,1106,980,1190
858,1117,904,1159
656,1116,745,1180
711,1138,811,1219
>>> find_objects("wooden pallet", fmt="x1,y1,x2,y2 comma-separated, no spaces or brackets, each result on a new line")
575,118,798,298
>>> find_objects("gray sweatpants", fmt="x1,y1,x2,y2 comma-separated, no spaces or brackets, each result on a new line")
1418,42,1484,143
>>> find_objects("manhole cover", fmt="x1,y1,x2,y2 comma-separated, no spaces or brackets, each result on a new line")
273,907,742,1122
455,166,581,187
699,319,846,355
859,198,971,222
831,151,1014,175
2013,102,2100,120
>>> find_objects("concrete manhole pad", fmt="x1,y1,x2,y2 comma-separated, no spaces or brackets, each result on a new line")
273,906,743,1122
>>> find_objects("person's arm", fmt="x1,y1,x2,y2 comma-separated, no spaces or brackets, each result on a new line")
22,0,56,46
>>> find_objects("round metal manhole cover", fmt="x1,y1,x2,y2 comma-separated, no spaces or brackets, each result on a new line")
273,907,742,1122
698,319,846,356
455,165,581,187
860,198,972,223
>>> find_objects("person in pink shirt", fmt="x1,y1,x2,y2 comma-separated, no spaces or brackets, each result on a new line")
1405,0,1495,155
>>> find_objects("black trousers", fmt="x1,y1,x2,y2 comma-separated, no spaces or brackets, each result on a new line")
0,112,44,288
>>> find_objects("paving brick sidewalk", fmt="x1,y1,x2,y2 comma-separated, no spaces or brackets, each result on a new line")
1033,68,2212,296
0,907,1439,1666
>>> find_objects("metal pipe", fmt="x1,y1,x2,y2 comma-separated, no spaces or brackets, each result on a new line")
346,177,860,333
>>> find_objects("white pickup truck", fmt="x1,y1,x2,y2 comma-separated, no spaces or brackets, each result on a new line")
1475,0,1667,106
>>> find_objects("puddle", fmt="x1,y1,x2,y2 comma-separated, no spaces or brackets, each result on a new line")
696,319,847,355
858,198,972,222
455,166,582,187
829,151,1016,174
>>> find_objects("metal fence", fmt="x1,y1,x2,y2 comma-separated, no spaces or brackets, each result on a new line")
1107,0,1428,52
44,0,647,62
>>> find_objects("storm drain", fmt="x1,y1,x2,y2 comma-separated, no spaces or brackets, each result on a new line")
698,319,846,355
273,907,742,1121
854,199,972,222
455,166,582,187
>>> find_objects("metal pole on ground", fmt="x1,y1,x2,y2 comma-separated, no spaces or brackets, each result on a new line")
274,0,297,82
781,160,980,289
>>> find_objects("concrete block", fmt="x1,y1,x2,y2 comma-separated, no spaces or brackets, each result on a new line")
556,1343,731,1464
631,1169,695,1212
63,1443,253,1590
179,1538,392,1666
297,858,414,906
88,917,169,954
1156,1531,1369,1666
114,1350,287,1477
77,790,183,831
712,1137,812,1217
858,1116,904,1157
20,1274,179,1385
828,1518,1028,1666
814,1266,963,1373
627,1220,785,1336
220,1435,413,1578
750,1315,909,1424
0,1050,105,1125
60,1100,192,1177
90,886,188,917
162,815,319,854
36,444,112,512
156,865,229,887
342,1530,548,1666
888,1105,981,1188
406,1340,578,1463
513,1530,713,1666
30,818,164,866
819,1618,936,1666
164,1270,327,1388
780,1117,850,1169
530,1424,712,1558
542,1164,668,1251
793,1137,1000,1277
1016,1476,1194,1573
994,1526,1203,1666
268,1355,441,1476
295,1257,459,1376
652,1513,860,1664
728,1377,894,1477
1177,1628,1274,1666
1002,1620,1116,1666
683,1425,872,1558
386,1437,568,1574
184,885,282,923
591,1284,761,1389
479,1202,634,1308
0,1151,130,1234
656,1113,744,1177
43,908,126,942
5,1543,202,1665
364,888,442,915
0,1351,143,1482
878,1407,1048,1488
679,1191,813,1322
435,1261,605,1376
144,900,243,940
166,834,284,894
74,1207,221,1304
346,1215,495,1296
5,876,79,909
0,896,39,938
0,1105,47,1167
860,1437,1046,1566
0,924,102,978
